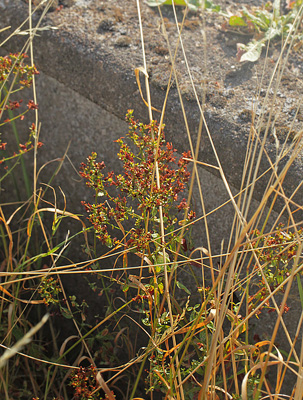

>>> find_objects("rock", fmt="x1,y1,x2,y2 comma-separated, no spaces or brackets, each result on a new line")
61,0,75,6
97,18,114,33
32,0,59,11
115,35,131,47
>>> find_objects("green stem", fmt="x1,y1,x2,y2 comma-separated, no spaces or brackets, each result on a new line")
7,108,31,199
0,223,8,260
129,352,148,399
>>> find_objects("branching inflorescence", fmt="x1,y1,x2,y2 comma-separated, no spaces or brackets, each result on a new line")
80,110,195,262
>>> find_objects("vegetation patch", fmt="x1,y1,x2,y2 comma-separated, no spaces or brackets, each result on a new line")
1,1,303,399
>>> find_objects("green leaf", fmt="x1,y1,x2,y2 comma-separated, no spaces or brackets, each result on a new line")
297,275,303,310
60,307,73,319
205,0,221,12
238,40,265,63
146,0,202,10
229,15,247,27
185,0,202,10
153,251,170,273
242,7,268,30
12,326,24,342
257,10,272,27
176,280,191,295
273,0,281,21
146,0,168,6
122,283,129,292
265,24,281,41
146,0,186,6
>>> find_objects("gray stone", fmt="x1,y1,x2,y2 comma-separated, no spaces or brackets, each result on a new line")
115,35,132,47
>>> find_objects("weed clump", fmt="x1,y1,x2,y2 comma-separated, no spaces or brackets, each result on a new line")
80,110,195,257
